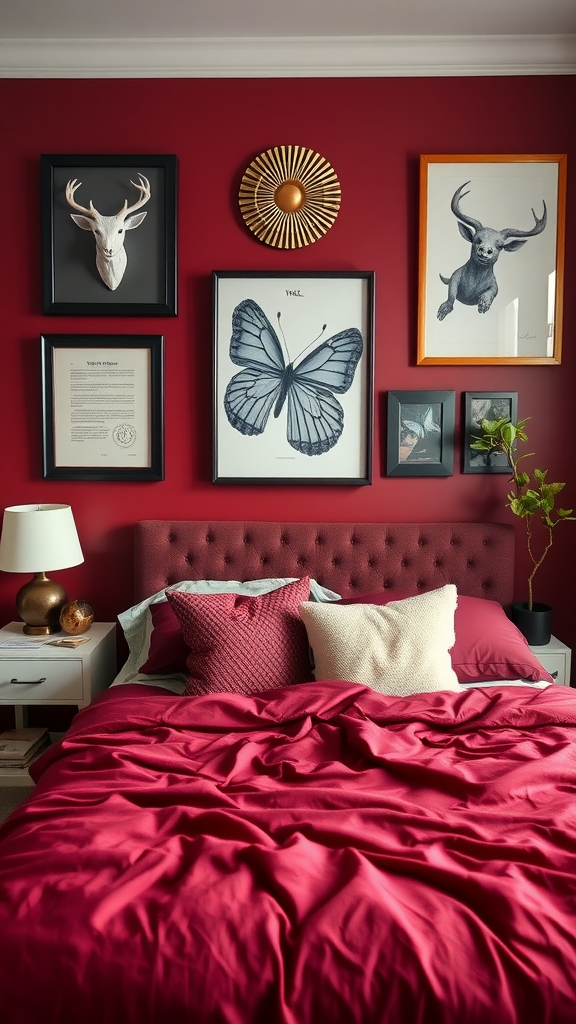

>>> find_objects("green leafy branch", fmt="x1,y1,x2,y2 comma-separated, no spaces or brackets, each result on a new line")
470,417,575,610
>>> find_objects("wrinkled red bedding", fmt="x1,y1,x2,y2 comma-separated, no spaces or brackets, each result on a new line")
0,680,575,1024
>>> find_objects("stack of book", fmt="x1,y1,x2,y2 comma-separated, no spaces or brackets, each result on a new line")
0,727,50,776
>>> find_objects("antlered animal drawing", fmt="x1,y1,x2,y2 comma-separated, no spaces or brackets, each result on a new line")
437,181,547,321
65,174,151,291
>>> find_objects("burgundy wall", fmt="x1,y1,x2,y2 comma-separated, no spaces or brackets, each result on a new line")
0,75,574,655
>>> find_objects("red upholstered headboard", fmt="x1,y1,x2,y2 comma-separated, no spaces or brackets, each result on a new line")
134,521,515,607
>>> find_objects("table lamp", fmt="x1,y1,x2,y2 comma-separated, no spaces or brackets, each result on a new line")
0,503,84,634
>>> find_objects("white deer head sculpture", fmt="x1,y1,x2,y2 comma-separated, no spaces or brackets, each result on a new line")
65,174,152,291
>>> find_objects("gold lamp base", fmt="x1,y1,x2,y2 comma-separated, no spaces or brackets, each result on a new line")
15,572,67,635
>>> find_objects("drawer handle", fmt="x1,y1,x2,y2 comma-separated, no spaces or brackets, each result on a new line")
10,677,47,685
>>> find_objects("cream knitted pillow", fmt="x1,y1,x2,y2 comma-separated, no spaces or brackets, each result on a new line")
299,584,460,696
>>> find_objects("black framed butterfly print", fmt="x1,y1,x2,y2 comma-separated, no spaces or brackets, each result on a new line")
212,271,375,485
386,390,455,477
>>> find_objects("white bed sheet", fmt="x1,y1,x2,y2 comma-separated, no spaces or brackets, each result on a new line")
110,665,551,694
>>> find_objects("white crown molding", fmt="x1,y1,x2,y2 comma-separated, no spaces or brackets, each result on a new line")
0,34,575,78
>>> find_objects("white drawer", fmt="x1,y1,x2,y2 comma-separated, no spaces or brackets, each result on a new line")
0,659,84,702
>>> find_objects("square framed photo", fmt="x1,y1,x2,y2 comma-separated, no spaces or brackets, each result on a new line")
41,334,165,481
213,270,375,485
387,390,455,477
417,154,566,365
41,154,177,315
463,391,518,474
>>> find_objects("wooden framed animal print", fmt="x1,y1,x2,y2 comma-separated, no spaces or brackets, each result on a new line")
41,154,177,316
417,154,566,365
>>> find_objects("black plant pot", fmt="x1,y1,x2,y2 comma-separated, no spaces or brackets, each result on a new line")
510,602,553,646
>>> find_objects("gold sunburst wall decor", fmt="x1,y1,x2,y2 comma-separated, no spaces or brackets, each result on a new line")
238,146,341,249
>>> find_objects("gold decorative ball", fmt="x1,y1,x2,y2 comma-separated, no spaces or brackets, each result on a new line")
59,600,94,635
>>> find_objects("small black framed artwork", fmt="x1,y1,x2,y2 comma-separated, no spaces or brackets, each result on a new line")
212,270,375,485
41,334,165,481
387,390,455,477
463,391,518,474
41,154,177,315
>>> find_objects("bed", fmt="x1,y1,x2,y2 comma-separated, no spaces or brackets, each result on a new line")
0,520,575,1024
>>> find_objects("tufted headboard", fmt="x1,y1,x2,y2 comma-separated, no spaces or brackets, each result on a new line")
134,521,515,607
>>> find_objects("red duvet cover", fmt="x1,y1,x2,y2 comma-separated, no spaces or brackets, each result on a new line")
0,680,575,1024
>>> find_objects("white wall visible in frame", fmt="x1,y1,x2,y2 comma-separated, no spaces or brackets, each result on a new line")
417,155,566,366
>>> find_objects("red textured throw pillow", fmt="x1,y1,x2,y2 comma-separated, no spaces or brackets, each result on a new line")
140,601,190,675
338,591,554,684
166,577,313,695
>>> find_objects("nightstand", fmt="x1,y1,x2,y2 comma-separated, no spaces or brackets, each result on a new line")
0,621,117,785
529,635,572,687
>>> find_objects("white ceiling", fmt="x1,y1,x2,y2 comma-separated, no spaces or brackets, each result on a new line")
3,0,576,39
1,0,575,77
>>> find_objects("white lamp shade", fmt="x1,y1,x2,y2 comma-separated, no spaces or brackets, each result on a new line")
0,504,84,573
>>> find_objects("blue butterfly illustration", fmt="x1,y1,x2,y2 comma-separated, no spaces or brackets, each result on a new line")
224,298,363,456
401,406,441,440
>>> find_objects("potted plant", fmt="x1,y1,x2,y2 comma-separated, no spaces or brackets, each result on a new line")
470,416,575,645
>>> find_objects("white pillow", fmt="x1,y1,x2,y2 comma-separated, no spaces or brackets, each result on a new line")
116,577,340,685
299,584,460,697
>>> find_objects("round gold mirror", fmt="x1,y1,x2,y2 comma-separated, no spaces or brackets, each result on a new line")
239,145,341,249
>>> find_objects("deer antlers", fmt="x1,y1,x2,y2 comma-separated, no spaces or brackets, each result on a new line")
65,178,96,217
500,204,547,241
450,182,482,232
450,180,547,240
119,175,152,216
65,174,151,218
